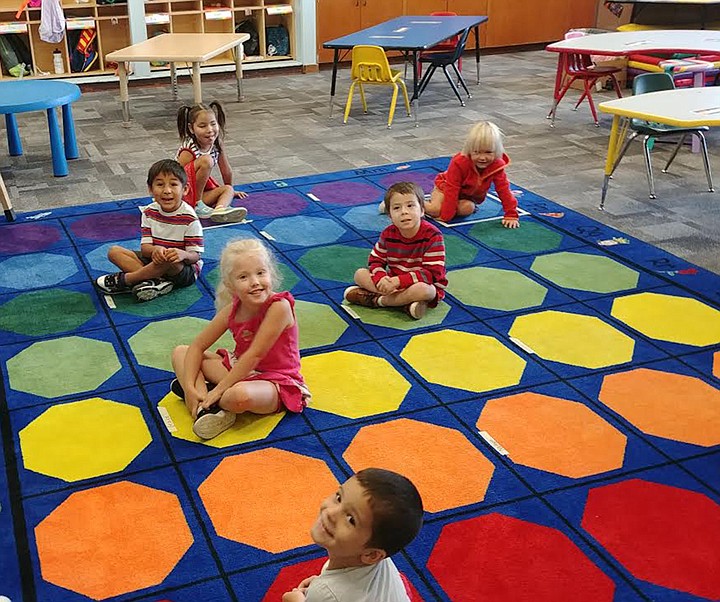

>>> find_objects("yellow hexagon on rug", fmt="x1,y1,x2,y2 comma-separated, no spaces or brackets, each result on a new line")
20,398,151,481
612,292,720,347
401,330,525,392
301,350,410,418
158,392,285,448
199,448,338,552
476,392,627,478
343,418,495,512
510,311,635,369
599,368,720,446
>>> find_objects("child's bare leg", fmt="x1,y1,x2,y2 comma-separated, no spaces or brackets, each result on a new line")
377,282,437,307
172,345,213,416
202,184,234,209
353,268,381,292
108,246,144,273
219,380,279,414
193,155,213,202
423,187,444,217
457,199,476,216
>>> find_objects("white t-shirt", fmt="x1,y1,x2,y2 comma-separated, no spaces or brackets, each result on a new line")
304,558,410,602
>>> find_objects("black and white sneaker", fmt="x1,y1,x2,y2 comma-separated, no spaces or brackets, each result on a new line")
193,406,236,439
132,279,174,302
95,272,131,295
170,378,185,399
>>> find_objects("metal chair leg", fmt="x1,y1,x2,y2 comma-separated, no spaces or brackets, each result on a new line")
642,135,657,199
441,65,464,105
451,62,471,98
662,134,687,173
695,131,715,192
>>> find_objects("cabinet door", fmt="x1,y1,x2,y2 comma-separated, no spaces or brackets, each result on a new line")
448,0,488,49
485,0,572,47
404,0,447,15
360,0,404,29
316,0,361,63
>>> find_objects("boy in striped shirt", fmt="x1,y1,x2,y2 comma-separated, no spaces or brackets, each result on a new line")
95,159,204,302
344,182,447,319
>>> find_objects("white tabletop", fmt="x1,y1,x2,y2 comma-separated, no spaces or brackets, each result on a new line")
106,33,249,63
546,29,720,55
599,86,720,126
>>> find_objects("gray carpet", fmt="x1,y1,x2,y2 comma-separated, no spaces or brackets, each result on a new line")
2,49,718,273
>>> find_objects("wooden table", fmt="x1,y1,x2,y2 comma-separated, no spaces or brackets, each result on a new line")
598,87,720,206
106,33,249,125
546,29,720,126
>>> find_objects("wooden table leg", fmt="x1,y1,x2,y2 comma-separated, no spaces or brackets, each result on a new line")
192,61,202,103
234,43,245,102
118,61,131,126
0,170,14,222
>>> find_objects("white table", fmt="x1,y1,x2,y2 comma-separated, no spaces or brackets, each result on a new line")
106,33,249,125
546,30,720,126
598,87,720,206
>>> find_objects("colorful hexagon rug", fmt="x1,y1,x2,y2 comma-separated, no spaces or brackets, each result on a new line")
1,158,719,602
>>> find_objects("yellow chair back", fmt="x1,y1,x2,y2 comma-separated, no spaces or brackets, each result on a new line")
351,45,394,82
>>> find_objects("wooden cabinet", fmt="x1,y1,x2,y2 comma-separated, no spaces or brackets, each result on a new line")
316,0,403,63
0,0,131,80
316,0,597,64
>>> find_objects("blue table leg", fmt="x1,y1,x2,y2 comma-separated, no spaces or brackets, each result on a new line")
61,103,79,160
46,107,69,177
5,114,23,156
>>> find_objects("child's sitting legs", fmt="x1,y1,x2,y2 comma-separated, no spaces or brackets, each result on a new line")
424,187,475,218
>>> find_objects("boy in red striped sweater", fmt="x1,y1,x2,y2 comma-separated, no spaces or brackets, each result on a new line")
344,182,447,320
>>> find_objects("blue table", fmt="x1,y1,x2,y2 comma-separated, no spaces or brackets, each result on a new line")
323,15,488,124
0,80,81,189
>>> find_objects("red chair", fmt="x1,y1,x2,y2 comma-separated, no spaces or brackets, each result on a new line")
418,11,462,77
547,52,623,127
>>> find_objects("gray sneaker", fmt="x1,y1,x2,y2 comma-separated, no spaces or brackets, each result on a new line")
210,206,247,223
132,279,174,302
193,406,236,439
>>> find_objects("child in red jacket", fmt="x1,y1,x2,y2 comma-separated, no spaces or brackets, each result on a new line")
424,121,519,227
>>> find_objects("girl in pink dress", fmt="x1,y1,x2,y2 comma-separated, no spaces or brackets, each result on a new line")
171,238,310,439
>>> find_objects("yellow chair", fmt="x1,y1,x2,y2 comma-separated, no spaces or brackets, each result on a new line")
343,45,411,129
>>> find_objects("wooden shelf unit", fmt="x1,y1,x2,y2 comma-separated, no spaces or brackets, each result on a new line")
0,0,131,79
143,0,294,64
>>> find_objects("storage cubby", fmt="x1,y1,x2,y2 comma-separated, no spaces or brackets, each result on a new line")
0,0,131,79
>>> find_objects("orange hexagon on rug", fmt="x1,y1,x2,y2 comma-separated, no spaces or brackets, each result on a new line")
714,351,719,379
343,418,495,513
599,368,720,446
198,448,338,552
35,481,193,600
477,392,627,478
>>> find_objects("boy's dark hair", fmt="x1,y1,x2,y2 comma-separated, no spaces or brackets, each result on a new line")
355,468,423,556
383,181,425,207
147,159,187,187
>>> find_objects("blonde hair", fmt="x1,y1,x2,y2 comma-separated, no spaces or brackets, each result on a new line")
461,121,504,158
215,238,281,310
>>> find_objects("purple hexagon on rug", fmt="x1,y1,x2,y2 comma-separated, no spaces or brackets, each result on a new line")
69,212,140,242
308,181,383,207
0,223,63,254
242,191,309,217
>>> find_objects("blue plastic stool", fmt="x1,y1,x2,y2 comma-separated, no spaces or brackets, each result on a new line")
0,80,81,180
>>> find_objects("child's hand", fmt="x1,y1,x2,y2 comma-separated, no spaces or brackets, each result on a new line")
297,575,318,592
151,247,168,264
377,276,400,295
165,248,180,263
234,190,248,199
502,218,520,229
281,590,306,602
199,386,222,411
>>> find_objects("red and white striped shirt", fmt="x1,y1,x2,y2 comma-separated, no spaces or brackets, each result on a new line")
140,201,204,275
369,219,447,300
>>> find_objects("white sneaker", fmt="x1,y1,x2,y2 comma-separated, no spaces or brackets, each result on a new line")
378,200,386,214
193,406,237,439
211,206,248,223
132,279,174,302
